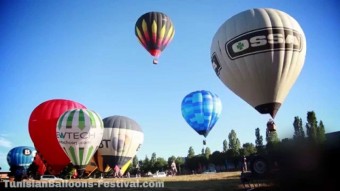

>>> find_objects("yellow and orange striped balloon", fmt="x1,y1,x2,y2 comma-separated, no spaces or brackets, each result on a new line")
135,11,175,64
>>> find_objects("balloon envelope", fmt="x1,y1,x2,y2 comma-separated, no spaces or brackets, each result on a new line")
56,108,104,169
135,11,175,63
210,8,306,118
95,115,144,170
181,90,222,137
33,152,46,175
28,99,86,175
7,146,36,169
84,157,98,177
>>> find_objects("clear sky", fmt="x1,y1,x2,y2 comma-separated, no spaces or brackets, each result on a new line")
1,0,339,172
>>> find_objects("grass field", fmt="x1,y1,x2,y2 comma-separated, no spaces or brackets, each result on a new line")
1,171,251,191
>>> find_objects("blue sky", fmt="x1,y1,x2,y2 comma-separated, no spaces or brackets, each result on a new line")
1,0,339,171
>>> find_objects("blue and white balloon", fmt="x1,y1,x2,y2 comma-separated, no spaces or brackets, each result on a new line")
7,146,36,169
181,90,222,138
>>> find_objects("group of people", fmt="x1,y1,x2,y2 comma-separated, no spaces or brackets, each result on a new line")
110,161,178,178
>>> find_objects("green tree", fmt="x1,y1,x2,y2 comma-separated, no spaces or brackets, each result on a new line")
266,130,280,153
255,127,264,153
141,155,150,172
204,147,211,159
150,153,157,166
154,157,167,172
306,111,318,142
223,139,228,152
175,157,185,174
228,129,241,157
317,120,326,143
150,153,157,172
168,156,176,166
132,156,139,167
242,143,257,156
210,151,224,165
188,146,195,158
266,130,280,144
293,116,305,140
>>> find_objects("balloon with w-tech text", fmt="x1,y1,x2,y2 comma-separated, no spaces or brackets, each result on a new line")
56,108,104,170
29,99,87,175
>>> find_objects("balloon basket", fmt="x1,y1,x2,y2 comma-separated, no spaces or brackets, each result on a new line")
153,58,158,65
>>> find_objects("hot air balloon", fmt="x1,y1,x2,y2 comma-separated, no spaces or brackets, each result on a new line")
181,90,222,145
83,157,98,177
135,11,175,64
120,159,132,175
28,99,86,175
7,146,36,179
92,150,111,173
32,152,46,176
94,115,144,172
56,108,104,177
210,8,306,118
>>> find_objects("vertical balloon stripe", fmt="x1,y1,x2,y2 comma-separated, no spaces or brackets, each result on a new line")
58,112,67,130
79,147,84,165
85,146,94,165
87,110,96,127
142,20,150,41
156,13,164,46
66,110,76,129
68,146,78,165
136,28,147,47
151,20,157,43
209,94,221,129
158,25,166,47
94,111,104,128
170,30,175,41
163,25,174,47
78,109,85,130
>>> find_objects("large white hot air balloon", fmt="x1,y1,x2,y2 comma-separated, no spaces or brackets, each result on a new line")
56,108,104,176
211,8,306,118
94,115,144,171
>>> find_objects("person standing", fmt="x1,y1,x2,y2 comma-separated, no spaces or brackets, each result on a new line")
114,165,120,178
171,161,177,176
242,156,247,172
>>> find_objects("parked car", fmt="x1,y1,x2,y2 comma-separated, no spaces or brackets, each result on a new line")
40,175,63,181
152,172,167,177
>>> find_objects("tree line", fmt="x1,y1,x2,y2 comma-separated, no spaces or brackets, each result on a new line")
20,111,327,179
132,111,327,175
